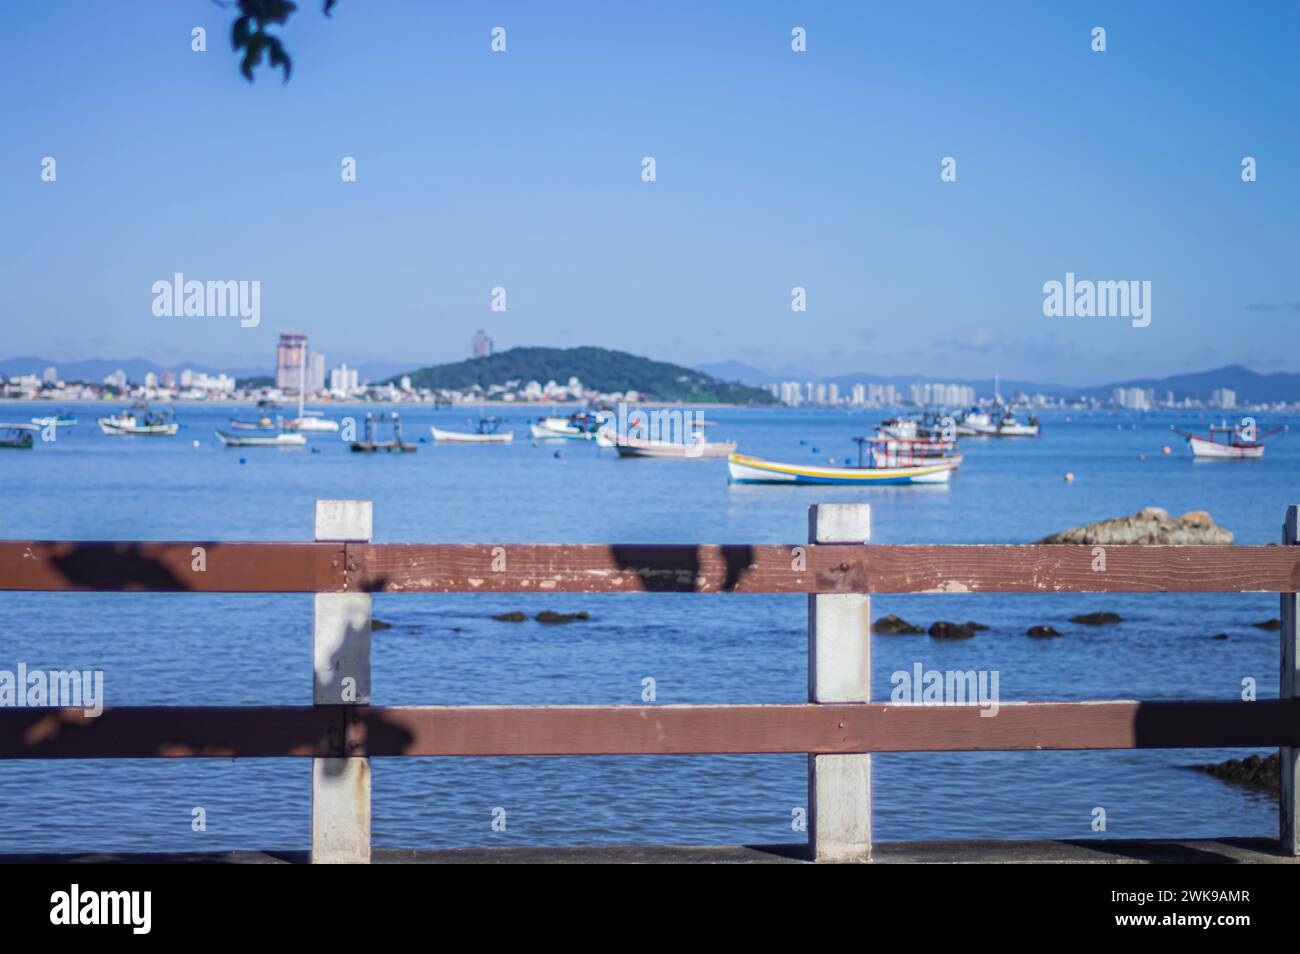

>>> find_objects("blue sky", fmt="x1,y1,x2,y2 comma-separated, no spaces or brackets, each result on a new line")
1,1,1297,385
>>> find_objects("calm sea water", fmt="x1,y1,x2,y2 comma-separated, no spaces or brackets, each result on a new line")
0,402,1295,853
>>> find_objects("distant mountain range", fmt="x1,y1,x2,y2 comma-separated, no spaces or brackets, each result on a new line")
1072,365,1300,404
7,350,1295,405
392,347,778,404
696,361,1300,404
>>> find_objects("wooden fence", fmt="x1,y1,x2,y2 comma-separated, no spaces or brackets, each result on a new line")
0,500,1297,863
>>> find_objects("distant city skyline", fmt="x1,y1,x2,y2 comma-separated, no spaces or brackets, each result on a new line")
2,3,1297,385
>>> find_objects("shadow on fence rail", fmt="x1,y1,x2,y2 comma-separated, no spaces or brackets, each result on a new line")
0,499,1296,864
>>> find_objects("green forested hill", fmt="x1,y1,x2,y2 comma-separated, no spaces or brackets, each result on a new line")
392,347,778,404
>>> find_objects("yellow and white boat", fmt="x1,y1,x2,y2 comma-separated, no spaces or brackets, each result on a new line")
727,452,955,485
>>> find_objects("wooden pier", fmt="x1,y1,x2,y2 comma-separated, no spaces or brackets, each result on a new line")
0,500,1297,864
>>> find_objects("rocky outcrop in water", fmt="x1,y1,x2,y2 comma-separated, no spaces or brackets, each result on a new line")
1038,507,1232,545
873,614,924,634
1026,625,1062,638
534,611,589,624
929,621,976,639
1069,612,1122,625
1194,752,1279,791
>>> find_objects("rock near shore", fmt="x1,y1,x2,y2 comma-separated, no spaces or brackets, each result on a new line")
1038,507,1232,546
1194,752,1279,791
929,621,976,640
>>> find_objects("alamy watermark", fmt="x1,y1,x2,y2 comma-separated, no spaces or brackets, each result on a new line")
0,664,104,717
50,884,150,934
152,272,260,327
1042,272,1150,328
597,403,709,456
890,663,1000,717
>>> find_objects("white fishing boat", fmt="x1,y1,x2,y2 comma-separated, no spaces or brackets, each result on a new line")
876,417,921,440
603,430,736,459
865,436,963,469
529,412,602,440
432,417,513,443
962,408,1039,437
727,452,954,485
98,407,178,436
215,430,307,448
953,409,991,436
1172,423,1285,460
286,413,340,433
282,361,339,432
228,416,278,431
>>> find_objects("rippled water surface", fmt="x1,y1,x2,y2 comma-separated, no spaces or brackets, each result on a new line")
0,403,1295,852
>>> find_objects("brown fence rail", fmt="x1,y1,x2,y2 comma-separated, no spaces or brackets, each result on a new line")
4,541,1299,594
1,499,1297,864
2,701,1298,759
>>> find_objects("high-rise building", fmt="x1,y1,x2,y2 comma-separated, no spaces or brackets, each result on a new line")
1210,388,1237,410
471,329,493,359
276,332,326,392
306,351,326,393
1111,387,1152,411
276,332,308,390
330,364,359,393
910,382,976,407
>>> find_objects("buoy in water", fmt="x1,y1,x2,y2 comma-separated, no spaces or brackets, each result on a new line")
192,440,200,448
1064,471,1074,482
1162,445,1171,455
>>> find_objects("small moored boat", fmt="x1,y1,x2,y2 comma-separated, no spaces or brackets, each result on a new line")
529,412,602,440
727,452,954,485
0,423,38,449
282,362,339,432
863,436,963,469
1172,422,1286,459
98,407,178,436
228,417,279,431
30,411,77,427
431,417,513,444
962,407,1038,437
603,429,736,459
876,417,922,440
284,414,340,433
216,430,307,448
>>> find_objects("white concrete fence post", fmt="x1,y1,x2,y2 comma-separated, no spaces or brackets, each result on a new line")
311,499,373,864
1282,506,1299,855
807,503,872,862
